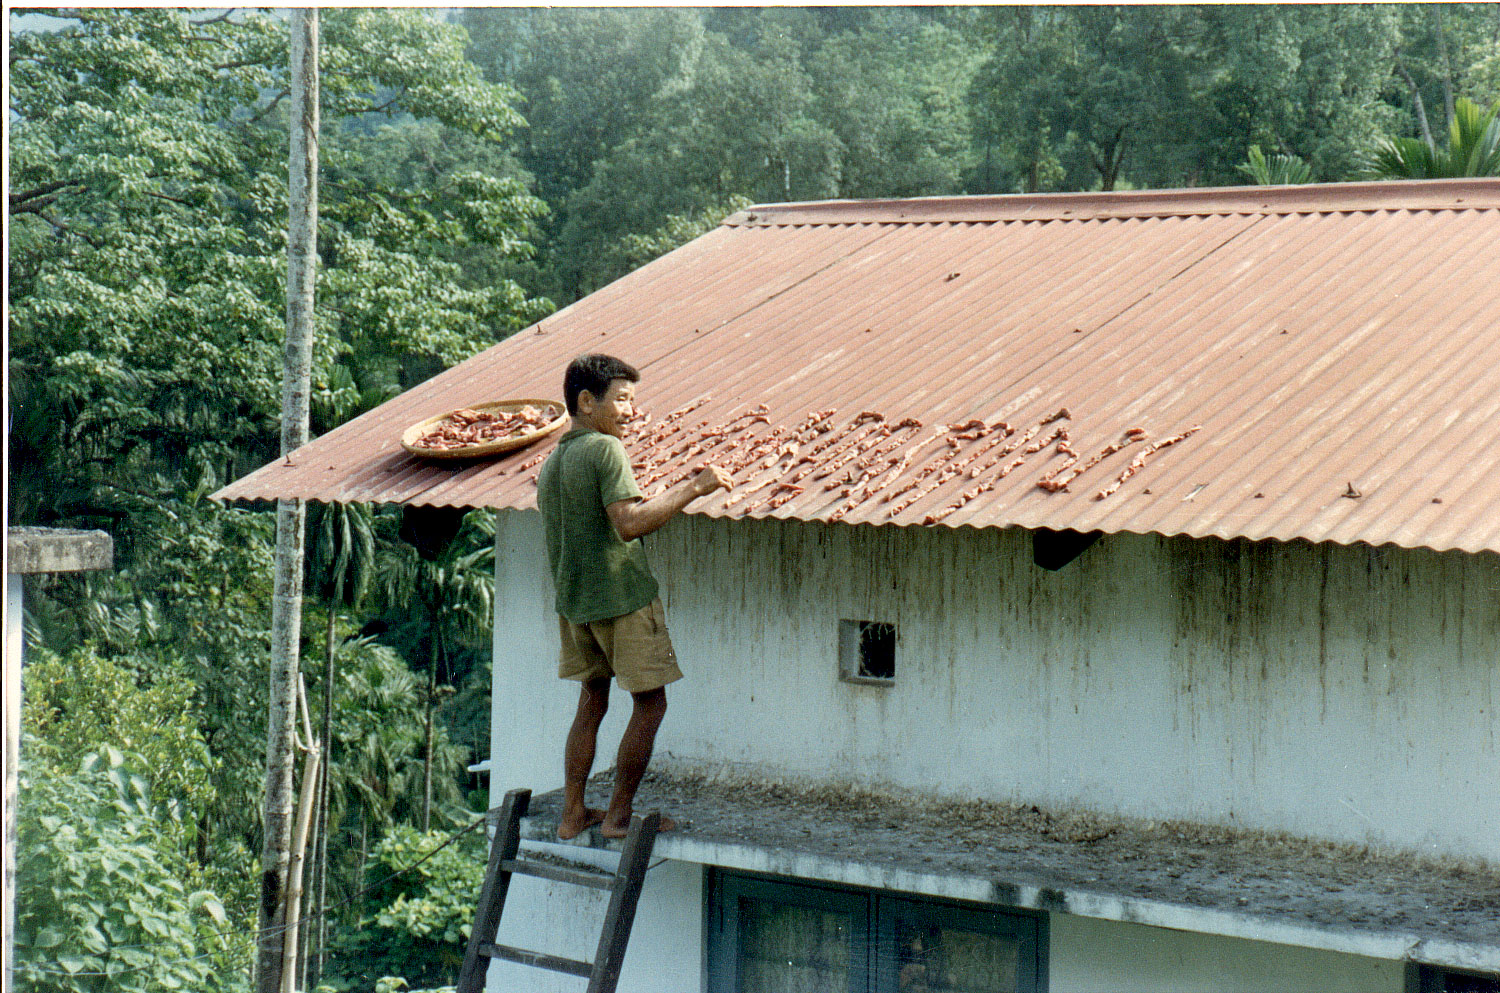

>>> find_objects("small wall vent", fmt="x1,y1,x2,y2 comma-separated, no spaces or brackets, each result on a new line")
840,619,897,684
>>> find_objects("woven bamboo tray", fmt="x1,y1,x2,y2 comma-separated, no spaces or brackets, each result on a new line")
400,398,568,460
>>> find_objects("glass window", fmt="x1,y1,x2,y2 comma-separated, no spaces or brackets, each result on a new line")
709,872,1044,993
740,899,854,993
713,875,869,993
890,919,1018,992
1409,963,1500,993
880,896,1035,993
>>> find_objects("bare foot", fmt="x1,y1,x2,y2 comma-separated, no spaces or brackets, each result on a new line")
601,812,676,839
557,806,606,840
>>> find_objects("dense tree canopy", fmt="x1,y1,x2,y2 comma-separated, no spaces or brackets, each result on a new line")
457,4,1497,301
9,7,549,532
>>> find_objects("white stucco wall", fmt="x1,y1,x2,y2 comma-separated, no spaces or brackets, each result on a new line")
491,507,1498,859
489,509,572,795
1048,914,1403,993
638,514,1497,863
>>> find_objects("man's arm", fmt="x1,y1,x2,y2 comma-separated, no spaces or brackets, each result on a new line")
607,466,733,542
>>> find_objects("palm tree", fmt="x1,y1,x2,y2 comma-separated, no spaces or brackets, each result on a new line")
327,639,428,896
304,497,374,988
374,509,494,831
1236,144,1313,185
1367,97,1500,179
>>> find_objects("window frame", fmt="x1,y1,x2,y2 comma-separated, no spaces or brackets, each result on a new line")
706,869,1047,993
1406,962,1500,993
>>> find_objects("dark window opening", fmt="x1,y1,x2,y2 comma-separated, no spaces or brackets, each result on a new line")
841,619,896,683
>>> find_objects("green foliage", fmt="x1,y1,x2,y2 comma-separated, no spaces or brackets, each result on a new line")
370,980,455,993
13,749,248,993
622,199,757,260
459,8,710,206
10,9,535,982
468,5,1496,295
21,647,215,849
462,7,986,299
1198,5,1406,184
20,486,275,922
1367,96,1500,177
1237,144,1314,185
971,7,1210,192
325,639,453,839
310,500,378,608
10,7,549,540
323,826,485,991
372,510,495,695
809,16,984,197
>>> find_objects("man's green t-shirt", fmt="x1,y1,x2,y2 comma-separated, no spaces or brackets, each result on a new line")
536,427,659,624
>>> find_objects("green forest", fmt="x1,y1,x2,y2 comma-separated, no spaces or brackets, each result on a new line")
7,6,1499,991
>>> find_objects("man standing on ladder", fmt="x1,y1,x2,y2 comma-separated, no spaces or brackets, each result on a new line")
537,354,733,839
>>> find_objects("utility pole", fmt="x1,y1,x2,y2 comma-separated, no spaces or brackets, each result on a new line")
258,9,318,992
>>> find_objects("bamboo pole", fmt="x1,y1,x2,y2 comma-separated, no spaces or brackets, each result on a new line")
282,678,321,993
310,605,336,986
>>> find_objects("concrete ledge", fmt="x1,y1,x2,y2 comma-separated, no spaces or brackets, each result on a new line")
511,771,1500,975
7,528,114,575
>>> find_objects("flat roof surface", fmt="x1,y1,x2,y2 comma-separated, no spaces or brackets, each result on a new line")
216,180,1500,556
515,770,1500,973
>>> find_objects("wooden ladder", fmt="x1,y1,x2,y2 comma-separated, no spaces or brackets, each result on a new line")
456,788,661,993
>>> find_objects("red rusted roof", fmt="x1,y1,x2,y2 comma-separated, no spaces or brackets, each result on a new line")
213,180,1500,556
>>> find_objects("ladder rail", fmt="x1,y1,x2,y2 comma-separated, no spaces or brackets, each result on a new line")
587,811,661,993
456,788,662,993
456,788,529,993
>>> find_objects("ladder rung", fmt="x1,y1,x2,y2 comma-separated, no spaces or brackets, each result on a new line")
501,857,617,891
480,942,593,978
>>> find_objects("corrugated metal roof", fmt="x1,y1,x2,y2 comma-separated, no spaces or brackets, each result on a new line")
213,180,1500,556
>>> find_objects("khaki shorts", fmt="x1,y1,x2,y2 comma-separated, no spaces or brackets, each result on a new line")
557,598,683,693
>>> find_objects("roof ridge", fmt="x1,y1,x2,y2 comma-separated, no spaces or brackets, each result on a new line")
726,179,1500,227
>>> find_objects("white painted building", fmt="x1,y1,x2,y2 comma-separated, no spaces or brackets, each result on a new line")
221,180,1500,992
484,512,1497,993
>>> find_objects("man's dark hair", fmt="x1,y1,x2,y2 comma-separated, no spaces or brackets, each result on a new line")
563,353,640,415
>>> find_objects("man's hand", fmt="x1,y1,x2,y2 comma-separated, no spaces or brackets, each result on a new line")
691,464,734,497
608,465,735,542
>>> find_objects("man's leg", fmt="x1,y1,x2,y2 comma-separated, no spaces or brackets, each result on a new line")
558,676,611,840
601,686,676,838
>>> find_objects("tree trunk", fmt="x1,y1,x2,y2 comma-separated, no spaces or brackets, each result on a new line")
356,811,368,897
422,644,436,833
1435,6,1454,135
302,777,320,988
1394,55,1435,147
258,10,318,993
